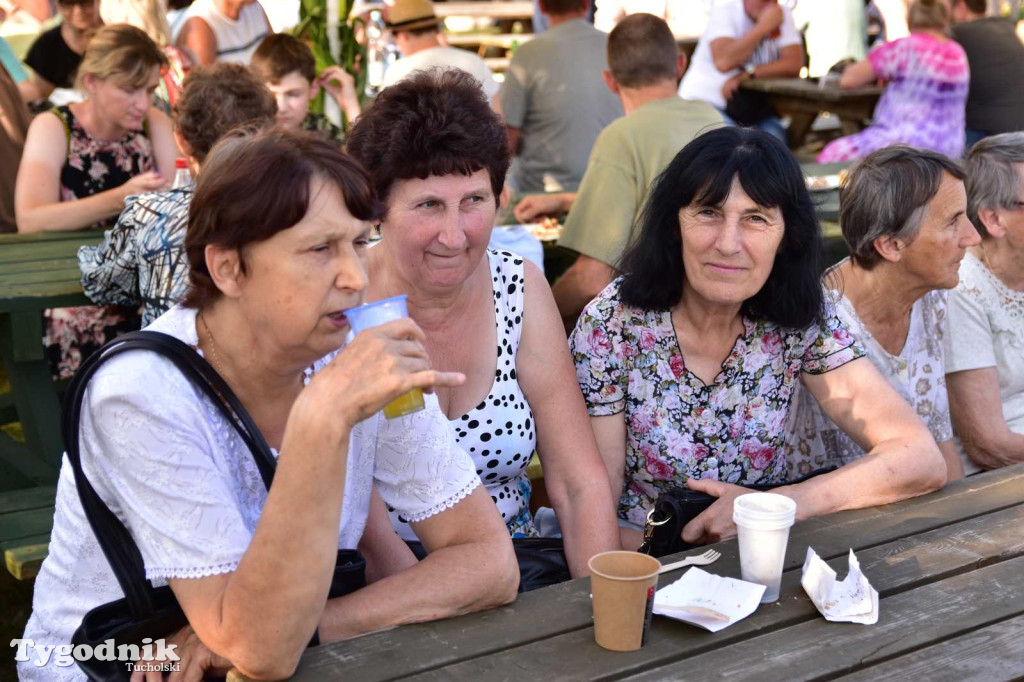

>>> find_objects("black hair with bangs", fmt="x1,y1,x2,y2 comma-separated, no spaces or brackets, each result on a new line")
618,127,825,329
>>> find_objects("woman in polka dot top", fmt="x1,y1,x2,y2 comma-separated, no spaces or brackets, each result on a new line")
348,69,621,578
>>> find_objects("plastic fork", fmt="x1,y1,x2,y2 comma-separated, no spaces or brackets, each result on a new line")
658,548,722,574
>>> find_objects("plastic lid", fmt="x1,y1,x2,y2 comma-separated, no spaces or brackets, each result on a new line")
175,158,188,169
733,492,796,529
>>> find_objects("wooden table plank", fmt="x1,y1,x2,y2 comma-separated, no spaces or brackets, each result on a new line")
0,267,85,285
291,466,1024,681
0,485,56,514
391,502,1024,682
447,33,533,48
833,614,1024,682
434,2,533,18
623,557,1024,681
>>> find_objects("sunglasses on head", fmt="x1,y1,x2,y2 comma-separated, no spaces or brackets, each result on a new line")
57,0,96,7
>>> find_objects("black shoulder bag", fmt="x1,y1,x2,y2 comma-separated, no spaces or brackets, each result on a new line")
637,467,837,558
64,331,365,680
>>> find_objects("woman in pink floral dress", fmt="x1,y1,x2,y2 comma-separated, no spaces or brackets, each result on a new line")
15,25,179,378
817,0,969,163
570,127,949,550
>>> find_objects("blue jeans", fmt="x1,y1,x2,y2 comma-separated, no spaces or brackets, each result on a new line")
718,109,788,145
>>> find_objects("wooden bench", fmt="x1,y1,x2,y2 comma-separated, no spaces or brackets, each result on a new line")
0,485,55,580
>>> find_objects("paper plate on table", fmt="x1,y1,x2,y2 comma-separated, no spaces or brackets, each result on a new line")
517,220,562,243
805,174,842,191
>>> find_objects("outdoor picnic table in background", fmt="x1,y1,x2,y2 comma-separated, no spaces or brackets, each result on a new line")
434,1,534,18
447,32,534,50
288,463,1024,681
741,77,883,149
0,230,101,579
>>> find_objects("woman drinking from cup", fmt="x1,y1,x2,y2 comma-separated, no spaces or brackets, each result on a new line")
570,127,947,549
20,128,517,682
346,68,619,577
785,146,978,481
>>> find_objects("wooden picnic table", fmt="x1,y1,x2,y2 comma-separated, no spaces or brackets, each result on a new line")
290,463,1024,680
434,1,534,18
0,229,102,488
447,32,533,49
740,77,883,149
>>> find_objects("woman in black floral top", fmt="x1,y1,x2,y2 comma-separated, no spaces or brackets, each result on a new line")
570,128,948,550
14,25,179,378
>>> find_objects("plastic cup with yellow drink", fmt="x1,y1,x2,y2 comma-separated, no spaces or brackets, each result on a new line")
345,294,425,419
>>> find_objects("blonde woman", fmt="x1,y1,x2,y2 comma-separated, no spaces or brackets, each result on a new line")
15,24,179,378
100,0,195,112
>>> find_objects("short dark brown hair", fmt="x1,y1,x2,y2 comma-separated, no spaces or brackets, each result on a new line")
172,63,277,163
607,13,679,88
250,33,316,85
538,0,586,16
184,128,380,309
346,68,509,210
955,0,986,13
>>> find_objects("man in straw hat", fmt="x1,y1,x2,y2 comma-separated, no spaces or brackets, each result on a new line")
381,0,499,100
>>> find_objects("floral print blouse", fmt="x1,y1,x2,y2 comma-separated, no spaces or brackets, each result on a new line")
53,105,155,229
570,279,865,527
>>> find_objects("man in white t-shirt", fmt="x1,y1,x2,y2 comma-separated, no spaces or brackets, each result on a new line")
382,0,499,100
679,0,803,141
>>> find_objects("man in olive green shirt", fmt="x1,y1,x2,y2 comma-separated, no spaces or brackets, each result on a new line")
515,14,722,325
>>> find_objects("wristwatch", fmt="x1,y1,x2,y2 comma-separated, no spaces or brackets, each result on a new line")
744,64,756,79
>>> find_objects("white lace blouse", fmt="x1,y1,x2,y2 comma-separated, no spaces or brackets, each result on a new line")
944,251,1024,475
20,306,480,681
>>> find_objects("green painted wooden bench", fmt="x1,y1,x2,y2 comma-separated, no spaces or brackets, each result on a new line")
0,230,102,581
0,485,55,580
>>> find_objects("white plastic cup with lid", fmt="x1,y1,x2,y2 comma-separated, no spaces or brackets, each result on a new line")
733,492,797,603
344,295,425,419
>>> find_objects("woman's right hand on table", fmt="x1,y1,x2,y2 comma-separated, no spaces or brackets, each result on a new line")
305,317,465,428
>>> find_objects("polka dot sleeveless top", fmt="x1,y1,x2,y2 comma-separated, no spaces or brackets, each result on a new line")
390,249,539,539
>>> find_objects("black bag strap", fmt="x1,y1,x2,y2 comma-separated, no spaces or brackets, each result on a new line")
62,330,279,618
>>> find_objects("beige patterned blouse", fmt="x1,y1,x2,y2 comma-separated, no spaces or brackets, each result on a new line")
783,278,953,477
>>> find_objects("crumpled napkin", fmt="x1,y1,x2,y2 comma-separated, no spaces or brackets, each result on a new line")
653,568,766,633
801,548,878,624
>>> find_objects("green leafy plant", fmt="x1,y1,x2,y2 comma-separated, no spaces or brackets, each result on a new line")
293,0,367,124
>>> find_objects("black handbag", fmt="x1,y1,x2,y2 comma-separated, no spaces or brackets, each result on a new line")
64,331,365,680
637,467,837,558
406,536,570,593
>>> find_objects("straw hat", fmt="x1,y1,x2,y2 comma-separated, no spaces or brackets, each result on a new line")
385,0,440,31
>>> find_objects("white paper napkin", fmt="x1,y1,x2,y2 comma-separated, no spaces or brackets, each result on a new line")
653,568,766,633
800,548,879,624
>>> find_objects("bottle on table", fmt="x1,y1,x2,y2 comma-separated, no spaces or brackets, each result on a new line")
365,9,397,96
172,158,191,189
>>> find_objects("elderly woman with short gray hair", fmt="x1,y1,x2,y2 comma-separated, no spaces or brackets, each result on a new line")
785,146,979,480
944,132,1024,473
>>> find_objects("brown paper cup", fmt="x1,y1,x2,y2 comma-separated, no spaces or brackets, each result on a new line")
588,551,661,651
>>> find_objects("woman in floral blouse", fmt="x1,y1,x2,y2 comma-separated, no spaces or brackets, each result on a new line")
785,146,976,481
570,127,948,549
